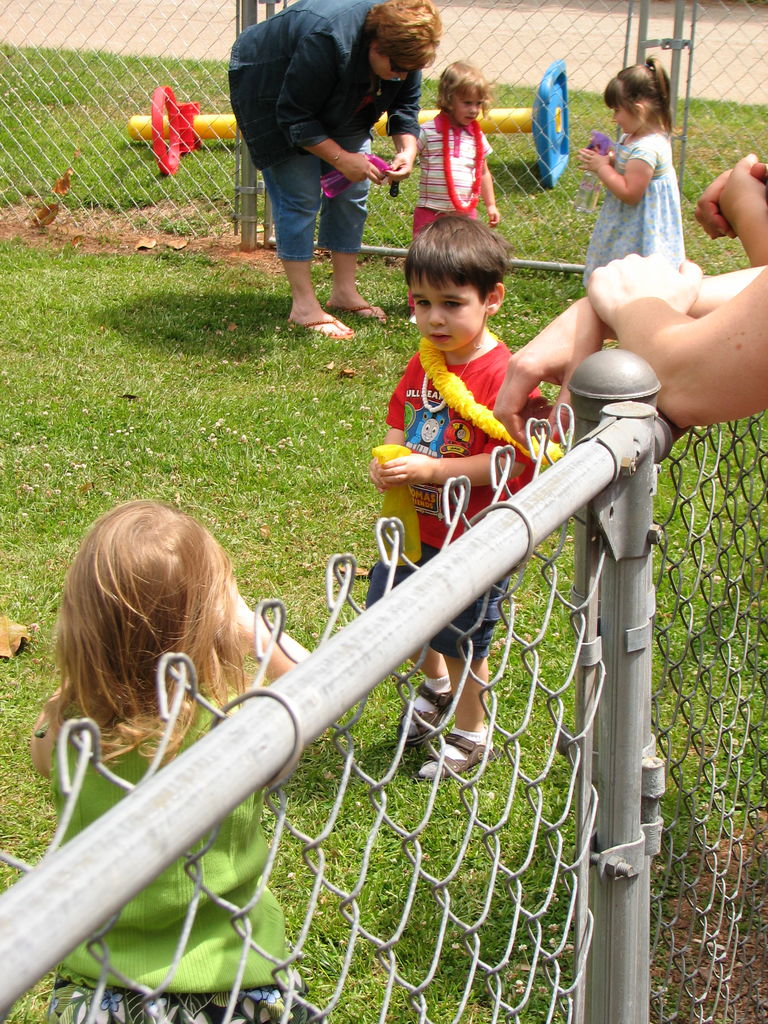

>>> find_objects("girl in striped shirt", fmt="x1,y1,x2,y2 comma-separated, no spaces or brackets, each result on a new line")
414,61,500,233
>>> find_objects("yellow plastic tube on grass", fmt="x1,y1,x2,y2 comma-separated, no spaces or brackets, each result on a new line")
372,445,422,564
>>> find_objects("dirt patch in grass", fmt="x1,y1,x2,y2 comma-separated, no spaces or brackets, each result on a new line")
652,813,768,1023
0,203,283,274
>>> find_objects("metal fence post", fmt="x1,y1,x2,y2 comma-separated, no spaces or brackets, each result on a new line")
234,0,263,252
569,351,664,1024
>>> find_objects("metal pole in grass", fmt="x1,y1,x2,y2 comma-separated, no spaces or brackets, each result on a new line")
569,351,663,1024
235,0,261,252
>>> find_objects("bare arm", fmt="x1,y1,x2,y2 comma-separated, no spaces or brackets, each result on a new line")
494,255,768,440
370,429,522,491
689,265,766,317
235,589,309,681
589,255,768,426
695,167,737,240
377,450,498,488
493,297,609,441
481,163,500,226
717,158,768,266
695,155,768,265
303,140,383,185
30,690,65,778
578,149,652,206
388,133,419,178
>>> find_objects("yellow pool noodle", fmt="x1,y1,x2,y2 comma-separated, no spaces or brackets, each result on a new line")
126,107,561,142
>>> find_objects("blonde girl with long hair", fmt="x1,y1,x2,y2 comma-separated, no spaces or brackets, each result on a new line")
413,61,500,234
31,500,309,1024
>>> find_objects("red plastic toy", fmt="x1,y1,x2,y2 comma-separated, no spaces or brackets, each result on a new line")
151,86,201,176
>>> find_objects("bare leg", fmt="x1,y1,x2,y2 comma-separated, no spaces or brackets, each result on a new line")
327,251,386,322
414,647,448,681
416,655,492,779
283,259,353,337
444,654,489,734
399,645,451,746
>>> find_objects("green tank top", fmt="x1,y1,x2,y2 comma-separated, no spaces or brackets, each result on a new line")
53,723,287,992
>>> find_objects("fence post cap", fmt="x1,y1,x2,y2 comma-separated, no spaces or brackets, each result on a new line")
569,349,660,404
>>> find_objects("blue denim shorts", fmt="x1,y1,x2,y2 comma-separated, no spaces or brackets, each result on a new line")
261,133,372,261
366,544,510,661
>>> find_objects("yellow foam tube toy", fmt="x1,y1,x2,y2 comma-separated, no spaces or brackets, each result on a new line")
126,108,561,143
127,114,238,141
372,108,563,136
372,444,422,564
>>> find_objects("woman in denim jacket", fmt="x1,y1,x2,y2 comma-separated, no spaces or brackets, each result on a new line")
229,0,442,340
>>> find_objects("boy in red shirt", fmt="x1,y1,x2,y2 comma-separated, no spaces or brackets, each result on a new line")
367,216,537,780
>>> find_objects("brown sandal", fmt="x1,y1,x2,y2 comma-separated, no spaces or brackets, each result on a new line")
417,731,496,781
398,682,453,748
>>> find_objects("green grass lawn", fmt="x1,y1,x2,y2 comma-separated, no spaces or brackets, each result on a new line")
0,238,587,1023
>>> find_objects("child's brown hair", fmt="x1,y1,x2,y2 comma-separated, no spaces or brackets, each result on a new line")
604,56,673,134
437,61,494,115
405,215,509,299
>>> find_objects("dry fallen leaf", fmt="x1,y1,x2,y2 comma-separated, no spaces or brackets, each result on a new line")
0,616,31,659
325,361,335,371
135,237,157,250
31,201,59,227
165,238,188,251
52,167,74,196
260,526,271,539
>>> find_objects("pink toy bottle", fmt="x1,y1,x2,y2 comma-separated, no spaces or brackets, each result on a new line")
321,154,391,198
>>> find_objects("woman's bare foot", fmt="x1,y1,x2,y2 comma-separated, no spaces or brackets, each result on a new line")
288,315,354,340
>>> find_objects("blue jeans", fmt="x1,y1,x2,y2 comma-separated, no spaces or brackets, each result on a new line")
366,544,510,661
262,133,372,261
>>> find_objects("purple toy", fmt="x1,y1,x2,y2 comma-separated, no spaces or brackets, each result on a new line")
588,130,613,156
321,153,392,198
573,131,614,213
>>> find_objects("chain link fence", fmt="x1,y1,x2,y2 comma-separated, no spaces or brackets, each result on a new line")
650,420,768,1024
2,3,768,1021
1,1,767,265
1,357,767,1023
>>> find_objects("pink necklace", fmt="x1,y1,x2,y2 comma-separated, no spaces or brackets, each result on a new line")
437,112,483,214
